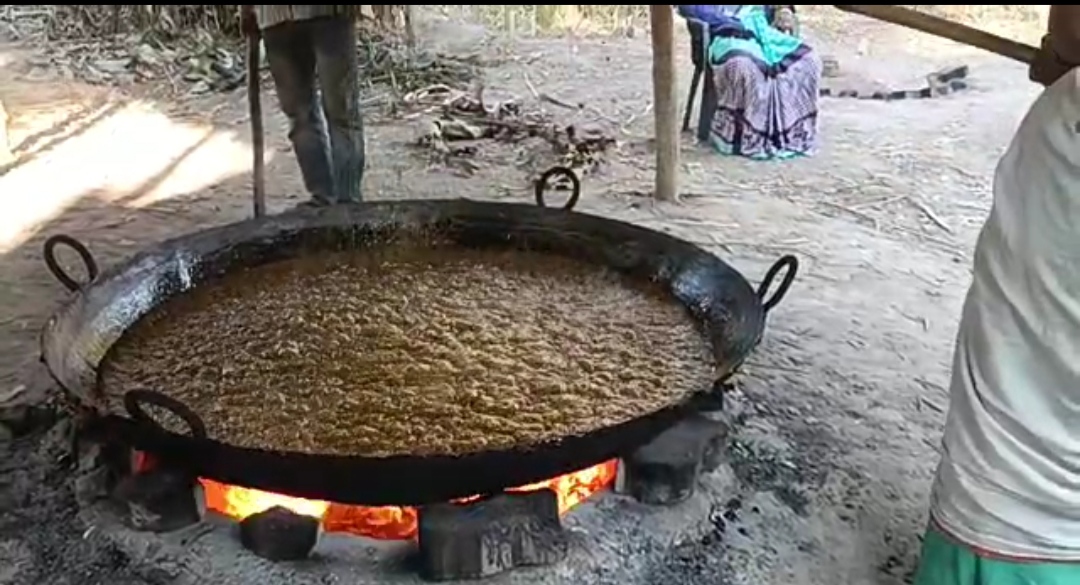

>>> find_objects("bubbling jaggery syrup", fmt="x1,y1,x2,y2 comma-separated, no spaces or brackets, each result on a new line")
99,244,715,457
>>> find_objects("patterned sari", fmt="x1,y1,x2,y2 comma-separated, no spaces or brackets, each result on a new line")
707,5,820,159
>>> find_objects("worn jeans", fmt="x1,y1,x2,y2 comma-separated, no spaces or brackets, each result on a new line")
263,16,365,204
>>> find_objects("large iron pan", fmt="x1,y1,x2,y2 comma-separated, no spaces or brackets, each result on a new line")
40,168,798,506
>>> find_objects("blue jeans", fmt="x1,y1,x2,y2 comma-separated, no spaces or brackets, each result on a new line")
263,16,365,204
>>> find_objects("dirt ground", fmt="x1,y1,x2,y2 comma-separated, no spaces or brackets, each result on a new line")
0,9,1047,585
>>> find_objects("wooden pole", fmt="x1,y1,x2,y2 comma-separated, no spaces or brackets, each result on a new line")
833,5,1037,64
403,5,416,49
649,6,679,201
503,5,515,36
247,30,266,218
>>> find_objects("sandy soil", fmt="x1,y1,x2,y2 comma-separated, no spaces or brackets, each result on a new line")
0,10,1046,585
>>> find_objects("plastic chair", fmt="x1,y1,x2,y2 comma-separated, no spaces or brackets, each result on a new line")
681,16,717,143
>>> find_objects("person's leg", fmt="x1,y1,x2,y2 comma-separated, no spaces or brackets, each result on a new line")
769,46,819,157
262,21,335,205
311,16,365,203
708,55,768,157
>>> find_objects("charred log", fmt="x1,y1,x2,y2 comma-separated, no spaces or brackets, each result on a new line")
418,490,568,581
238,506,320,561
618,414,729,505
112,467,200,532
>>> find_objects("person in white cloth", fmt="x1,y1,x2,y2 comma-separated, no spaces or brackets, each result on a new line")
913,6,1080,584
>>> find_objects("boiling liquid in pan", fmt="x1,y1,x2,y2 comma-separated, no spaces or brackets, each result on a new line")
99,245,715,457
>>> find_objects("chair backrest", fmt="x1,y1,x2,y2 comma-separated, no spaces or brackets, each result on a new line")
683,18,708,68
676,5,745,69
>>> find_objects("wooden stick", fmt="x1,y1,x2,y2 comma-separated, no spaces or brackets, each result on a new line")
403,5,416,49
649,6,679,202
247,30,266,218
833,5,1038,64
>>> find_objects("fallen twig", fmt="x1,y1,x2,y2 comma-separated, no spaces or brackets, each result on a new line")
820,200,879,229
622,101,653,130
850,195,904,210
906,195,952,233
917,395,944,414
896,226,959,251
520,77,620,127
540,93,579,110
954,201,989,212
661,218,739,229
522,71,540,99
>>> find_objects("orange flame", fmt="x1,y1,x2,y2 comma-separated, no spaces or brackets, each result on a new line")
185,458,618,540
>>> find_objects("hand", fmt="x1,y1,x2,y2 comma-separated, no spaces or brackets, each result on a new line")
1030,35,1077,87
240,5,258,37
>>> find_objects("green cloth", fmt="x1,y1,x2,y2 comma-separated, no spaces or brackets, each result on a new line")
915,526,1080,585
706,5,804,68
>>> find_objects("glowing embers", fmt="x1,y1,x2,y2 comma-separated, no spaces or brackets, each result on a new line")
106,415,730,581
198,459,618,540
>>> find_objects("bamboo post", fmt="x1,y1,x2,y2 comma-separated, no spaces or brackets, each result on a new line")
247,29,266,218
503,5,515,36
403,5,415,49
833,5,1037,64
649,5,679,201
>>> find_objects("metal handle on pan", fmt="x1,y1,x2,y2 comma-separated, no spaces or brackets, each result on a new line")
123,389,208,439
534,166,581,211
757,255,799,314
42,234,99,292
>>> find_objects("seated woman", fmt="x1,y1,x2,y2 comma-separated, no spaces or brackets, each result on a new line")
678,5,821,160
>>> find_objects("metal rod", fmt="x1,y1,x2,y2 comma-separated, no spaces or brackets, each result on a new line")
833,5,1039,64
247,30,267,218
